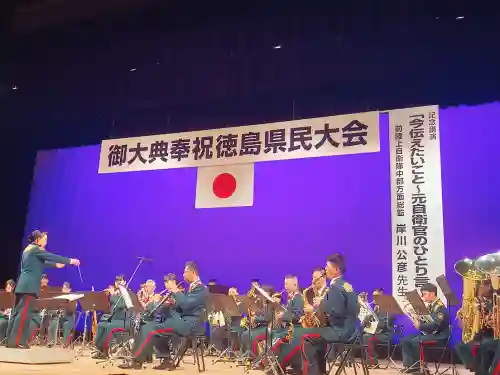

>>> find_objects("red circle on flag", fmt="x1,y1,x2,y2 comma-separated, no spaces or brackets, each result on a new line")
212,173,237,199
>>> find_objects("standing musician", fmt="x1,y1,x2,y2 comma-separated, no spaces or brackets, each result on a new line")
0,280,16,343
455,279,494,373
47,282,75,347
118,261,208,370
362,288,396,368
92,275,134,358
137,280,157,308
6,230,79,349
275,253,359,375
400,283,450,373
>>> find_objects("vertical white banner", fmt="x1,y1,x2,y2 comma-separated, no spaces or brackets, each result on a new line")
389,106,446,298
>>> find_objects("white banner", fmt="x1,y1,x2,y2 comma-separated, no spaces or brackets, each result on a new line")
389,106,446,298
98,111,380,173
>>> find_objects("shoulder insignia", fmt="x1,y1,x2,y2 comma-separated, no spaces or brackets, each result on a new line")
437,312,444,321
343,282,353,293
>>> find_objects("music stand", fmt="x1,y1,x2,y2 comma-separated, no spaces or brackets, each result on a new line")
0,292,14,345
99,290,143,368
374,295,405,370
209,285,231,295
211,294,242,364
236,296,264,365
74,291,110,358
436,275,460,375
405,290,431,316
245,285,284,375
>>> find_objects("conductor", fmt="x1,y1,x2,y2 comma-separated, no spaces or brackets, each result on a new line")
6,230,80,348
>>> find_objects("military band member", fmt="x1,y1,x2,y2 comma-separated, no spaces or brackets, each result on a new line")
118,261,208,370
92,275,134,358
276,275,305,328
0,280,16,343
137,280,156,308
47,282,75,347
362,288,395,368
6,230,79,348
400,283,450,373
239,285,277,356
276,253,359,375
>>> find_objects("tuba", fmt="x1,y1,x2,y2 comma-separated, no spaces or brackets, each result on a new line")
475,252,500,339
455,258,488,343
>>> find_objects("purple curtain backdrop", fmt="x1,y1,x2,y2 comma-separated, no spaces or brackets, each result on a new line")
24,103,500,339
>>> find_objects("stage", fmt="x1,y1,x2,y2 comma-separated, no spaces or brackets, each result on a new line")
0,347,468,375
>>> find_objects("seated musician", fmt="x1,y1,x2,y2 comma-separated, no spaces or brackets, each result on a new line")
92,275,134,358
362,288,395,368
455,280,493,373
137,280,157,308
276,275,305,329
239,285,277,356
30,274,51,342
47,282,75,347
276,253,358,375
401,283,450,373
118,261,208,370
0,279,16,343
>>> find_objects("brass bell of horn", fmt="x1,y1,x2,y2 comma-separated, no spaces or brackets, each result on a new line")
476,252,500,276
454,258,488,281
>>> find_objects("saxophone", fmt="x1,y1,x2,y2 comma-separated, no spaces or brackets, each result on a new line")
358,294,379,334
300,286,324,328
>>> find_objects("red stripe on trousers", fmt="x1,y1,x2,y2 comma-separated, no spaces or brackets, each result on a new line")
301,333,321,375
472,344,479,357
16,296,31,346
103,328,125,352
493,361,500,375
66,331,72,347
282,344,301,368
252,333,266,355
134,328,173,358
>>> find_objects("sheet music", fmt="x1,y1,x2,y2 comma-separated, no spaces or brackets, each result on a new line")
253,284,274,303
118,285,134,309
52,293,85,301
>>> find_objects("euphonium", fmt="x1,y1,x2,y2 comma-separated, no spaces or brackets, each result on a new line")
455,258,488,343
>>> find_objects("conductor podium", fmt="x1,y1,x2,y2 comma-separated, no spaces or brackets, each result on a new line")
0,292,78,365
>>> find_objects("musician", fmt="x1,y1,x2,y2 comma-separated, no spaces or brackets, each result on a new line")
455,280,494,373
400,283,450,373
276,253,359,375
239,285,277,356
276,275,304,327
47,282,75,347
362,288,395,368
6,230,79,349
138,280,156,308
92,275,134,358
0,280,16,343
118,261,208,370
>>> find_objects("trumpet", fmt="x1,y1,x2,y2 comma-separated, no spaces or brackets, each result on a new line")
272,289,286,300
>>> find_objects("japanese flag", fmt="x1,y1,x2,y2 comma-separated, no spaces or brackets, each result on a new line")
195,163,255,209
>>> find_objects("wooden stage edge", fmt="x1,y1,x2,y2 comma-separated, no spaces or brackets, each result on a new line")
0,347,469,375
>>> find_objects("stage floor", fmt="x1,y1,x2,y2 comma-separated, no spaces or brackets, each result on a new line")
0,350,468,375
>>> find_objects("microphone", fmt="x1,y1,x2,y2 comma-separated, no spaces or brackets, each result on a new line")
137,256,152,262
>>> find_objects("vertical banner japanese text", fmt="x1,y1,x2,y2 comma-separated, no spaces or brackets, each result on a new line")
389,106,446,298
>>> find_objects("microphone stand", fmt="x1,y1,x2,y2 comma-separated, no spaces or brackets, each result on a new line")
96,257,147,367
